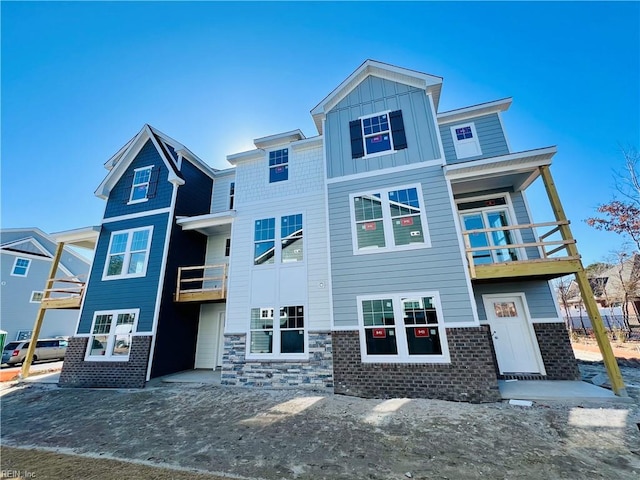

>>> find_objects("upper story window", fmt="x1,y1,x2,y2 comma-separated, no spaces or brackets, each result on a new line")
269,149,288,183
254,214,303,265
11,257,31,277
229,182,235,209
30,291,44,303
103,227,153,280
450,122,482,159
349,110,407,159
86,309,137,361
129,166,154,203
350,185,430,254
357,292,449,363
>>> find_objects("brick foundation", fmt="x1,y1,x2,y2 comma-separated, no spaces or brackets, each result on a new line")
533,322,581,380
59,336,152,388
221,332,333,391
332,327,501,403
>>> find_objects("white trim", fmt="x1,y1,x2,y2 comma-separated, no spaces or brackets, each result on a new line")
102,208,172,224
252,212,306,267
267,146,290,184
177,211,236,231
10,257,31,277
349,183,432,256
1,237,51,257
254,130,305,149
2,250,49,262
437,98,512,125
84,308,140,362
450,122,482,160
29,291,44,303
356,291,451,364
322,118,336,330
326,158,443,185
481,293,546,375
128,165,154,204
427,92,447,163
245,304,310,361
443,176,480,325
443,321,483,328
331,325,360,331
444,147,557,179
531,317,564,324
101,226,154,281
497,111,512,153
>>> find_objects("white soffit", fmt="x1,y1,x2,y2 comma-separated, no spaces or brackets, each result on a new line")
437,98,513,125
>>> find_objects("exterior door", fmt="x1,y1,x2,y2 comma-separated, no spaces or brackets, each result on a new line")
460,208,518,265
195,308,225,370
485,296,542,374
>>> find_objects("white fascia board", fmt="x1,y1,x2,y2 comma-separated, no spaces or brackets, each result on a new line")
437,98,513,125
144,125,183,185
290,136,323,151
212,167,236,178
51,226,100,249
103,135,137,170
444,146,556,180
254,130,306,149
226,149,264,165
311,59,443,134
176,211,236,231
0,237,51,257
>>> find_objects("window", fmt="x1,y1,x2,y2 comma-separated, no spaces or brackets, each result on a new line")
30,291,44,303
129,166,154,202
11,258,31,277
103,227,153,280
16,330,32,341
351,185,430,254
229,182,235,209
249,305,305,356
358,292,449,363
254,214,303,265
349,110,407,159
269,149,288,183
225,238,231,257
450,122,482,159
86,310,137,360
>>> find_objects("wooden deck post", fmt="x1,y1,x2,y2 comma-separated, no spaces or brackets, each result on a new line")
20,241,65,379
539,165,627,396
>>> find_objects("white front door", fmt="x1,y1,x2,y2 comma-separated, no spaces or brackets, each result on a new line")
195,307,225,370
484,296,543,374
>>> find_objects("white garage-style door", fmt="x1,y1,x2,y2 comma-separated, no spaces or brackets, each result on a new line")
194,306,225,370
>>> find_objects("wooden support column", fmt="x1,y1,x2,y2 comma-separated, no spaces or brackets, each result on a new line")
539,165,627,396
20,242,65,379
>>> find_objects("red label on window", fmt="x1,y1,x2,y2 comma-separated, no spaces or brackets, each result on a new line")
364,222,377,231
414,327,429,337
400,217,414,226
276,166,284,173
371,135,383,143
372,328,386,338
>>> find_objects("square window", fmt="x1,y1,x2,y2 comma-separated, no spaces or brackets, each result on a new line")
249,305,305,356
11,258,31,277
30,291,44,303
103,227,153,280
269,149,289,183
254,214,303,265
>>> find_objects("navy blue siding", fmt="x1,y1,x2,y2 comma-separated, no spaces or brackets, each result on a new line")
104,140,174,219
76,213,169,334
473,280,559,320
150,224,208,378
325,76,441,179
175,159,214,217
440,113,509,164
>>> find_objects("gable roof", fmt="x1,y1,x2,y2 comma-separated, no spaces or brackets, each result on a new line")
95,125,218,200
311,60,443,134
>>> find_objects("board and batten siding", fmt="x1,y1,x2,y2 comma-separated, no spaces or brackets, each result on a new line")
439,113,509,165
103,140,174,219
325,76,441,179
211,172,236,213
225,143,330,334
328,165,476,328
473,280,559,320
76,213,169,334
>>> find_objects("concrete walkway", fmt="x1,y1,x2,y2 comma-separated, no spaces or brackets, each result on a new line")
498,379,631,404
159,368,221,384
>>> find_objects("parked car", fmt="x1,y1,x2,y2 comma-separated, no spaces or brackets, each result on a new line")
1,338,68,366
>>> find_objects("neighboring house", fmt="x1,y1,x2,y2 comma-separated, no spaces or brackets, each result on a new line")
0,228,91,346
60,60,584,402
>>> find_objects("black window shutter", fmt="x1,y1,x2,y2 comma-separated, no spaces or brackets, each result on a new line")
389,110,407,150
122,173,134,203
349,120,365,159
146,167,160,199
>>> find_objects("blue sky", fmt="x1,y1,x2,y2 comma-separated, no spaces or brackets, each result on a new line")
2,1,639,264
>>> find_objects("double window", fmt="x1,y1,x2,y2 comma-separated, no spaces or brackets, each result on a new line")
254,214,303,265
450,122,482,159
103,227,153,280
249,305,305,356
129,166,154,203
351,185,430,254
349,110,407,159
268,149,288,183
357,292,449,363
11,257,31,277
86,309,137,360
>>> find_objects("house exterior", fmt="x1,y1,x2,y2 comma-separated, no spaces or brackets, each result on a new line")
60,60,584,402
0,228,91,346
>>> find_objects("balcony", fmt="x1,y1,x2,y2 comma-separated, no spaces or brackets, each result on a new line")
174,264,228,303
40,276,86,309
462,220,582,281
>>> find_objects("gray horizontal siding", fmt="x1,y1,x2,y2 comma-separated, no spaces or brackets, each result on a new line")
328,165,475,328
211,174,235,213
326,76,441,179
440,113,509,164
473,280,558,320
77,213,169,334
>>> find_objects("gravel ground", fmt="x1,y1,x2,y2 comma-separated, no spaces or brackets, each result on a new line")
1,362,639,480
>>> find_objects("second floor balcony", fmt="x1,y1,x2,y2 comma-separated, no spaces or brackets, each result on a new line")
40,276,86,309
174,264,228,303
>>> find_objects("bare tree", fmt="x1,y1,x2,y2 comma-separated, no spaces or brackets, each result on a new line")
614,146,640,207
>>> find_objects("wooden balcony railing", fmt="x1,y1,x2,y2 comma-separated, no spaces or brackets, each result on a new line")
40,276,86,309
461,220,583,280
175,264,228,303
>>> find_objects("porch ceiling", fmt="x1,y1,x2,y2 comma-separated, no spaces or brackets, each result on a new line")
177,211,235,236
